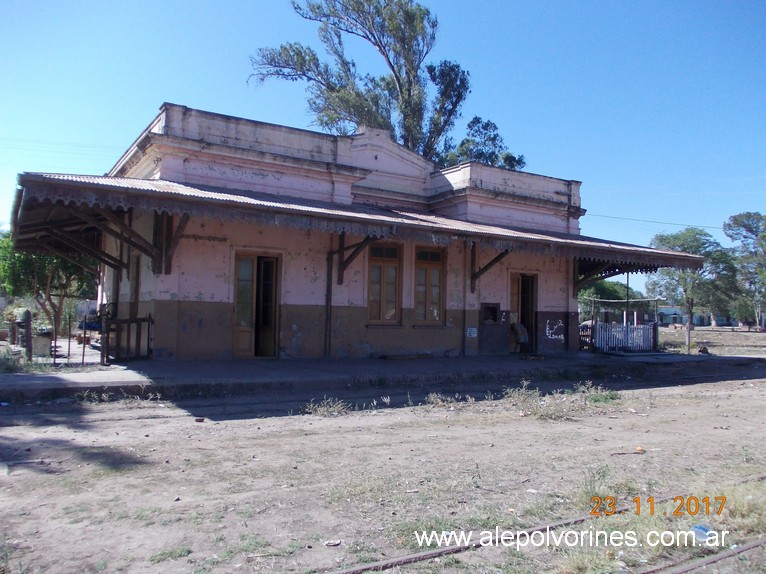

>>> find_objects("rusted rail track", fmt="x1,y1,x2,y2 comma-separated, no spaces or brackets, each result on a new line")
637,536,766,573
329,473,766,574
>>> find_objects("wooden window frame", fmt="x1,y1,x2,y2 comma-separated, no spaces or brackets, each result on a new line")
414,247,445,325
368,244,402,325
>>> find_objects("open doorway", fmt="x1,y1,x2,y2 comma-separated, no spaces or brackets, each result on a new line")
234,255,279,357
510,273,537,354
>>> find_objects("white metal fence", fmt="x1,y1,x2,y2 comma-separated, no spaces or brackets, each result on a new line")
593,323,656,352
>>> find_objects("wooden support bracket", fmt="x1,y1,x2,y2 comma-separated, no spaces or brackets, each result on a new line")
575,262,645,291
470,243,511,293
150,212,190,274
38,240,99,276
162,213,190,274
574,262,612,291
335,233,378,285
69,207,157,260
45,227,128,270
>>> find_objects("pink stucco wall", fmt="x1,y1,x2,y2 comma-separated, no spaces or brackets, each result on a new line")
98,104,583,358
106,214,574,314
101,206,576,308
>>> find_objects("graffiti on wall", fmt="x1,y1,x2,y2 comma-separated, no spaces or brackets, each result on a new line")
545,319,565,342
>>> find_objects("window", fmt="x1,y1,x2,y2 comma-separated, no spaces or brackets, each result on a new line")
415,248,444,324
236,258,254,328
368,245,401,323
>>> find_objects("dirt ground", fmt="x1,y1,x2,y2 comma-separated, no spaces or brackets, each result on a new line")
658,325,766,357
2,329,766,574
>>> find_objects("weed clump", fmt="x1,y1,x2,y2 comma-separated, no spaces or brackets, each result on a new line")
303,396,350,417
149,546,191,563
0,349,23,373
502,380,581,420
575,380,621,404
425,392,455,407
501,379,621,420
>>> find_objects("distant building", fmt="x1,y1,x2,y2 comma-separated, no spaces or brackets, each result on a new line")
12,104,701,360
657,305,734,327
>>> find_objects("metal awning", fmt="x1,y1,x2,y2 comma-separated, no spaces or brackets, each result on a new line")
12,172,703,283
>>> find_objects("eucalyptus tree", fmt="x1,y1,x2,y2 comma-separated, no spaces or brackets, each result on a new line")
437,116,526,170
645,228,737,352
724,211,766,328
251,0,523,168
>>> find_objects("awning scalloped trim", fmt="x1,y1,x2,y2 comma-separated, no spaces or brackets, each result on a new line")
18,177,703,271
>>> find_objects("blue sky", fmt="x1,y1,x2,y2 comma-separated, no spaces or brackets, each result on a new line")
2,0,764,291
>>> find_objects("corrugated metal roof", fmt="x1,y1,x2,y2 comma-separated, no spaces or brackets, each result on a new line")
15,172,702,269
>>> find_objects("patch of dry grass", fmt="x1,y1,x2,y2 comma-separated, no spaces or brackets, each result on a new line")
499,379,621,421
303,396,350,416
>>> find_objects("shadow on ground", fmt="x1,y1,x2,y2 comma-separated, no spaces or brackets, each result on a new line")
169,356,766,422
0,434,149,476
2,355,764,425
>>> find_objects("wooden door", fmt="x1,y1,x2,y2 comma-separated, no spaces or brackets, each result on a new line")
234,256,278,358
255,256,278,357
234,257,255,357
520,274,537,354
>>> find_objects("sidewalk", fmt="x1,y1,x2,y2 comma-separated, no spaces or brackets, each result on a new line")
0,350,720,404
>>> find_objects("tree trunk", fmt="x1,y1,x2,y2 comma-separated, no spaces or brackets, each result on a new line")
685,297,694,353
35,295,54,331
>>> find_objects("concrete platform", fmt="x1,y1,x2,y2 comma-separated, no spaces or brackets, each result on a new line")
0,350,732,404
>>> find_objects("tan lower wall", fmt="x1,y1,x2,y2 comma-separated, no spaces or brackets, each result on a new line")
147,301,467,359
279,304,325,357
281,305,466,358
535,311,574,354
153,300,232,360
145,302,573,360
325,307,465,358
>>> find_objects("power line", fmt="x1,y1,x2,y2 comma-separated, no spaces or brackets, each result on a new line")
584,213,724,230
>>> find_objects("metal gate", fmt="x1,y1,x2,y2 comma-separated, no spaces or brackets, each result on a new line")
100,315,153,364
592,323,656,352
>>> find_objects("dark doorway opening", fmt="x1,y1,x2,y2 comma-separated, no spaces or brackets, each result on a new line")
234,255,279,357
